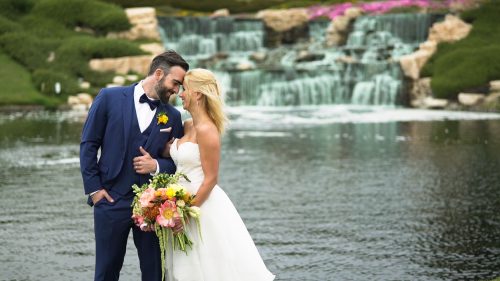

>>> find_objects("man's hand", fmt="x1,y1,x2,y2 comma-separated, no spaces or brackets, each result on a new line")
91,189,114,205
134,146,157,174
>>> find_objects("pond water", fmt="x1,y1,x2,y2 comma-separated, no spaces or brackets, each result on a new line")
1,106,500,281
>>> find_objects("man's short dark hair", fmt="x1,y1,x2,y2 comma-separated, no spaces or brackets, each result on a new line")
147,50,189,76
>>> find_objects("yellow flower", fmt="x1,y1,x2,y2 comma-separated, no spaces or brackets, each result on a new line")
157,112,168,125
166,187,175,199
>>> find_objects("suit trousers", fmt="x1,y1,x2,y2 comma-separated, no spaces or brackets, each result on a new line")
93,195,162,281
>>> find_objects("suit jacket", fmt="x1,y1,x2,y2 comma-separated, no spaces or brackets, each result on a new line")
79,84,183,202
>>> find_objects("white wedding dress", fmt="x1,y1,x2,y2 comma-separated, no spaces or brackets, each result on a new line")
166,138,275,281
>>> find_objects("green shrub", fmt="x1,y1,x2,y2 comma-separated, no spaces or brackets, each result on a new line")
0,32,59,71
0,0,34,20
421,1,500,99
57,36,145,59
0,15,21,34
32,0,130,35
19,15,76,39
32,69,80,96
49,36,144,87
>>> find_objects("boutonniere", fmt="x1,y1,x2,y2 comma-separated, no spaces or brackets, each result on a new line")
156,112,168,125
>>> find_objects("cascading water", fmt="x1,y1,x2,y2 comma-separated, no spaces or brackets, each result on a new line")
158,13,441,107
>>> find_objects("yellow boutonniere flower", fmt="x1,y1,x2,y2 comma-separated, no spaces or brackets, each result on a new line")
157,112,168,125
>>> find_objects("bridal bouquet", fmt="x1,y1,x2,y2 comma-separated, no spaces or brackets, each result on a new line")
131,173,201,280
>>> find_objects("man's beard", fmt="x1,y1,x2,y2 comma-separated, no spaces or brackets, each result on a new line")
155,78,175,104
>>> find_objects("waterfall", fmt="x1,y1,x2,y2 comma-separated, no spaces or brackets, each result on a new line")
158,13,441,107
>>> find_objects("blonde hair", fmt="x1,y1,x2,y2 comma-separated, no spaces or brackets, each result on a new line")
184,68,228,134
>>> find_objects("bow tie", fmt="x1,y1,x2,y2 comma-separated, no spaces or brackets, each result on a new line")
139,93,160,110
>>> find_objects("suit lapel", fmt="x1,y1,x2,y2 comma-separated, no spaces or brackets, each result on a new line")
122,85,135,147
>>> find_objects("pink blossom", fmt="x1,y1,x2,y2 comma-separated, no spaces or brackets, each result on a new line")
308,0,457,20
139,187,156,208
132,214,144,226
156,200,179,228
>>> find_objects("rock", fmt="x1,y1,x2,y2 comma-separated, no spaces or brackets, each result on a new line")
68,93,92,110
77,93,93,106
412,78,433,99
489,80,500,92
325,9,362,47
107,7,160,41
71,104,88,111
89,55,154,75
126,74,139,81
332,15,350,31
256,8,309,32
47,51,55,63
236,61,255,71
79,81,90,89
422,97,449,109
485,92,500,103
399,49,433,80
257,8,310,47
344,7,364,20
249,52,267,62
140,43,165,56
113,76,126,85
211,8,229,17
449,0,482,13
336,56,357,64
458,93,485,106
419,40,437,54
67,96,80,106
295,52,325,63
428,14,472,43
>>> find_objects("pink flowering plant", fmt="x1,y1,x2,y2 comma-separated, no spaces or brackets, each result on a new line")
308,0,478,20
131,172,201,281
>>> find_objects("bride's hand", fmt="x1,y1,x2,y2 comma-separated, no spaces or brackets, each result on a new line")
172,217,183,234
162,138,175,158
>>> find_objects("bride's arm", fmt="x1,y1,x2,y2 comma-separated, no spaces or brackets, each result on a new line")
194,123,220,207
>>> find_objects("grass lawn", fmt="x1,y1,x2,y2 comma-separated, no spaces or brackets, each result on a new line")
0,52,60,108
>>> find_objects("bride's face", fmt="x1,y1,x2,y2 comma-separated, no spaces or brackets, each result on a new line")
179,84,193,110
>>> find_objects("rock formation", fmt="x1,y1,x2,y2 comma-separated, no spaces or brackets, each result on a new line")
107,7,161,41
325,7,364,46
256,8,310,47
400,14,472,107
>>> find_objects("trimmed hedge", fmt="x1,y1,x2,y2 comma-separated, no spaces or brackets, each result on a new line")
0,16,21,34
20,15,76,39
421,1,500,99
0,32,59,71
32,69,80,96
0,0,35,20
0,0,147,105
31,0,130,35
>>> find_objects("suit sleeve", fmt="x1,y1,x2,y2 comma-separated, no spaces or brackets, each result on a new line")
157,110,184,174
80,90,107,195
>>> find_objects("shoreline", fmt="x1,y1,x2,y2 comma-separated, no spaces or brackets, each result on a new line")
1,104,499,114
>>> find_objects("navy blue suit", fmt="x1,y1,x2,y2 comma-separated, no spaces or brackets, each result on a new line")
80,84,183,281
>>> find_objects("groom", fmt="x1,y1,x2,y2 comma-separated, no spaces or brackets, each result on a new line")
80,50,188,281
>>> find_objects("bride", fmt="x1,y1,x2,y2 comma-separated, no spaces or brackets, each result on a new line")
162,68,275,281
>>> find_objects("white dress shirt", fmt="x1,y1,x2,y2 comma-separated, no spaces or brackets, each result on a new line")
134,82,160,175
134,81,157,133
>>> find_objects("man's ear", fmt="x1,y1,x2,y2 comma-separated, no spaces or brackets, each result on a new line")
155,68,165,80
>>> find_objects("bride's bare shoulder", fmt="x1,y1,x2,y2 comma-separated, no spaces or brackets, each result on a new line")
195,121,219,143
